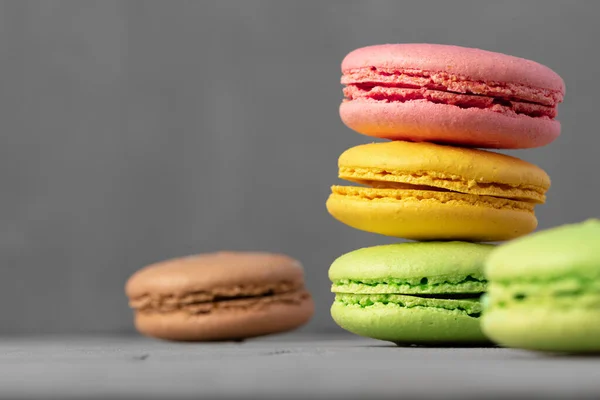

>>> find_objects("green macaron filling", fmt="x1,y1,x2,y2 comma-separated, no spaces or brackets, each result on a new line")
485,279,600,311
331,273,486,295
335,293,482,318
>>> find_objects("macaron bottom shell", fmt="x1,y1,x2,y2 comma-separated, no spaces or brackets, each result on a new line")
326,187,537,242
482,305,600,353
339,100,561,149
332,294,488,345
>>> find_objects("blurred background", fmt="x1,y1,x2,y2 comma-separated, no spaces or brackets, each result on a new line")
1,0,598,335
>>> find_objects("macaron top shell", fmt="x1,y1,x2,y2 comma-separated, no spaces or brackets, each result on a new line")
486,219,600,281
338,141,550,202
342,43,565,97
126,251,304,299
329,242,494,294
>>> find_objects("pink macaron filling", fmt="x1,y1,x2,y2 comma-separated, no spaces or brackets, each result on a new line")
342,67,563,119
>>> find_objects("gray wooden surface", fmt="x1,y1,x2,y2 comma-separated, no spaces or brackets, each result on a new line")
1,333,599,399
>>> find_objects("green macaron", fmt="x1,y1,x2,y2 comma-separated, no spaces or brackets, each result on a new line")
482,219,600,353
329,242,494,345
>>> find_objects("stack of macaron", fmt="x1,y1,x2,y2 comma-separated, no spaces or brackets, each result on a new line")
326,43,565,345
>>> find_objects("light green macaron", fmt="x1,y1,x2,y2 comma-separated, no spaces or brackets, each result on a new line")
482,219,600,353
329,242,494,345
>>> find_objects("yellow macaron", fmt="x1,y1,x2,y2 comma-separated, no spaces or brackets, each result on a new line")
326,141,550,242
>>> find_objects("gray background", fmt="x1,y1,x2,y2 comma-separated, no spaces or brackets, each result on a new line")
1,0,598,335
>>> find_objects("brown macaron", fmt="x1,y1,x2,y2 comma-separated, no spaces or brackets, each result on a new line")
125,251,314,341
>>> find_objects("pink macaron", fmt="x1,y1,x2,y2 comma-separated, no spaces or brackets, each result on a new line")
340,44,565,149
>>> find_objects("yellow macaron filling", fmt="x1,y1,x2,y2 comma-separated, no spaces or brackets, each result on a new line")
339,166,547,203
329,186,535,212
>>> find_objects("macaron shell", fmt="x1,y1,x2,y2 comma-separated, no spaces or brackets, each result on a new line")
331,301,487,345
486,219,600,281
135,295,315,341
126,251,304,299
339,100,561,149
342,44,565,93
338,141,550,202
329,242,492,284
482,306,600,352
326,187,537,242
